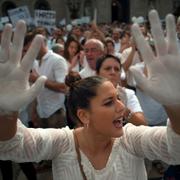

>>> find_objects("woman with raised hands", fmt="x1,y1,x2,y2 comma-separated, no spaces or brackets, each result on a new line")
1,10,180,180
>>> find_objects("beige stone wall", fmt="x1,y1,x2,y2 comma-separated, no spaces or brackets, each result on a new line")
130,0,173,21
96,0,111,23
47,0,67,25
0,0,178,24
0,0,68,25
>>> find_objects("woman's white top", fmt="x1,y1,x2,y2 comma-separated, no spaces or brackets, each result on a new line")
0,120,180,180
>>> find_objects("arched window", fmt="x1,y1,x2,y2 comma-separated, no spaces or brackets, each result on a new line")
65,0,81,19
173,0,180,18
34,0,51,10
2,1,16,16
84,0,93,17
111,0,129,23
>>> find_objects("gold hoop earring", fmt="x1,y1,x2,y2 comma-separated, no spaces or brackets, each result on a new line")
85,123,89,128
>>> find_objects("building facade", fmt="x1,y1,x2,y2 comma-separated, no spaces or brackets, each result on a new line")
0,0,180,25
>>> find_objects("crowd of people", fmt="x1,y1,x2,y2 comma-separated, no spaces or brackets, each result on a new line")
0,9,180,180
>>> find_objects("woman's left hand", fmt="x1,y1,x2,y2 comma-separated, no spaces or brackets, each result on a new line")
130,10,180,106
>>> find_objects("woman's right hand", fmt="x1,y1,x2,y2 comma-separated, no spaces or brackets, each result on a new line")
130,10,180,106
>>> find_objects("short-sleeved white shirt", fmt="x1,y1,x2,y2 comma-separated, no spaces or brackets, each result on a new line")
35,50,68,118
79,64,96,78
133,62,168,125
125,88,143,113
121,47,141,86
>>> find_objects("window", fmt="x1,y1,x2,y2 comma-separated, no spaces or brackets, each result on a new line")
2,1,16,16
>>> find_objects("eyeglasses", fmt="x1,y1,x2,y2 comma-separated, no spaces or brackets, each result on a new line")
84,48,99,53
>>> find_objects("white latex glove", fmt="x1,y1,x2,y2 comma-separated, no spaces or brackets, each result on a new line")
130,10,180,106
0,20,46,114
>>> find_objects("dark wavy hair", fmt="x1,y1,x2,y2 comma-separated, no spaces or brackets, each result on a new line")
63,36,82,61
66,76,107,125
96,54,122,74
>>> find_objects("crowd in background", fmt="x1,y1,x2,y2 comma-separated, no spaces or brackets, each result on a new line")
1,15,180,180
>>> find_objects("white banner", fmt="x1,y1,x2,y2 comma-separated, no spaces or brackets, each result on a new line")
0,16,10,29
1,16,10,24
59,18,66,26
8,6,32,26
81,16,91,24
34,10,56,33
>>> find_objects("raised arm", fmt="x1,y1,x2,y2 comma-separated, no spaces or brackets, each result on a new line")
0,21,46,140
130,10,180,134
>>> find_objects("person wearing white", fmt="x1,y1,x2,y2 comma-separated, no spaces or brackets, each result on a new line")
125,88,142,113
0,120,178,180
112,28,121,53
1,10,180,180
95,54,146,126
79,63,96,78
79,39,104,78
121,41,141,87
133,61,168,126
34,50,68,118
29,38,68,128
104,37,122,59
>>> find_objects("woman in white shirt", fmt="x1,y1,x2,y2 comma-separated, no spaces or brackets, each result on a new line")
64,37,84,72
96,54,146,126
1,10,180,180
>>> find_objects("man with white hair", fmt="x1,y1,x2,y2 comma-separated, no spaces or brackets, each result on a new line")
51,43,65,57
79,38,104,78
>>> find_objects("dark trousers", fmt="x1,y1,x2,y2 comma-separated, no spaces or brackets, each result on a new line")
0,160,37,180
0,160,13,180
164,165,180,180
19,162,37,180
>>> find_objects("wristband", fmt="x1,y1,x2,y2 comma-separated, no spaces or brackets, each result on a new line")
127,111,133,122
123,108,133,125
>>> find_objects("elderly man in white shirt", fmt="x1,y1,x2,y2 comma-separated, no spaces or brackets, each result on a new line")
79,39,104,78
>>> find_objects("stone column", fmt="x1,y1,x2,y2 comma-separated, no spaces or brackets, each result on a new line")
96,0,111,23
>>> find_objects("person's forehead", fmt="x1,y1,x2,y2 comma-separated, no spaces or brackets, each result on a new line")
85,42,99,48
75,27,81,31
107,41,114,45
102,58,120,65
95,81,116,97
69,41,78,46
113,31,119,35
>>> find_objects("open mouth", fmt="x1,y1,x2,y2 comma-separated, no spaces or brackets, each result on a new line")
113,117,123,128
